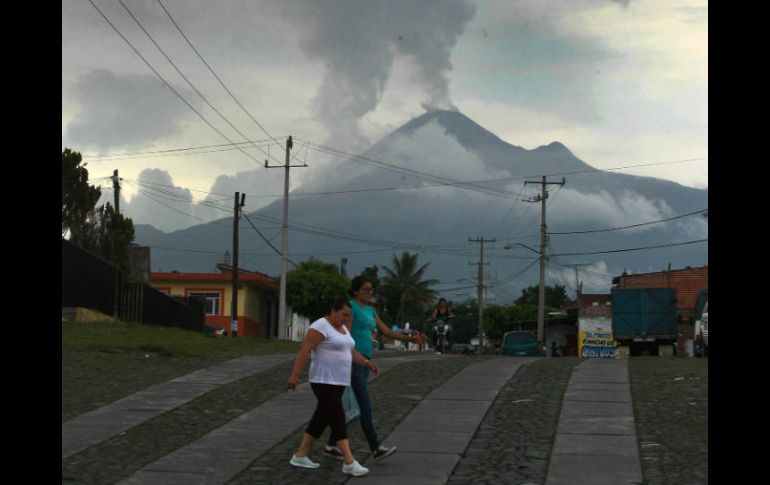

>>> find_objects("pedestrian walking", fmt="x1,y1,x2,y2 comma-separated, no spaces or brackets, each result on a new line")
287,296,379,477
323,276,423,463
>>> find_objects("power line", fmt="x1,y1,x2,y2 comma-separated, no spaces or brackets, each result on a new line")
127,179,233,213
549,208,707,235
86,0,263,165
156,0,283,149
84,139,280,161
549,260,615,281
298,139,521,200
118,0,280,165
490,183,528,237
241,213,298,268
551,238,707,257
90,153,707,204
495,258,540,286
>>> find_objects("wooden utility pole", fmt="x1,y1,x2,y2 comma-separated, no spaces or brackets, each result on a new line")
231,192,245,337
470,237,494,354
112,169,121,214
563,263,592,299
524,176,565,344
265,136,307,340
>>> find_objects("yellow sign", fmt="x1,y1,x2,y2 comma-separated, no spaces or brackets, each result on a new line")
578,331,617,358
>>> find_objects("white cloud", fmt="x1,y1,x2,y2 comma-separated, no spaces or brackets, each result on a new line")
548,188,673,230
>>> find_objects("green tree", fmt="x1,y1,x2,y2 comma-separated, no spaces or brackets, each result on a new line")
63,148,136,273
380,252,439,324
508,303,540,323
449,299,478,344
482,303,512,341
70,202,135,274
514,284,568,309
62,148,101,238
286,259,350,320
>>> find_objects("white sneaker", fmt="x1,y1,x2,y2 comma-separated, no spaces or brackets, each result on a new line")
290,454,320,469
342,459,369,477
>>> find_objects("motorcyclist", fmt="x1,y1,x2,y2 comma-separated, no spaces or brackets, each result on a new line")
430,298,455,352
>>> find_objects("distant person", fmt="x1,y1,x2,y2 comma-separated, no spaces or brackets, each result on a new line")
324,276,422,463
431,298,455,321
430,298,455,349
287,296,377,477
551,341,559,358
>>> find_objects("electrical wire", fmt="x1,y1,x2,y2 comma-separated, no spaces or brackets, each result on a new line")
548,209,707,235
86,0,263,165
118,0,281,165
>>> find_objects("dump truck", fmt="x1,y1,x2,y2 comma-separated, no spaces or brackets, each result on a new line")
611,288,678,357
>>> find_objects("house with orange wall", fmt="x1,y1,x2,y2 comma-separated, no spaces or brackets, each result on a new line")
151,266,278,338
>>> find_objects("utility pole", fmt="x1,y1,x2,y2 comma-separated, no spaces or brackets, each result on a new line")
563,263,591,299
265,136,307,340
231,192,245,337
524,176,565,344
112,169,121,214
470,237,494,355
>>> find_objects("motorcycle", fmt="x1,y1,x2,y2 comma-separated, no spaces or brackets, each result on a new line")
431,316,453,354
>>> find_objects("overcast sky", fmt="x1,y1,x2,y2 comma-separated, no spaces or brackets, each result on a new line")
62,0,707,209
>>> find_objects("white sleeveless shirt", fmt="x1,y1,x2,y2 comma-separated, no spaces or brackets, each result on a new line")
308,317,355,386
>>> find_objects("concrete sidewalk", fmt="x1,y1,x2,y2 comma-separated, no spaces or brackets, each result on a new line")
62,354,293,460
545,358,642,485
351,357,535,485
118,353,442,485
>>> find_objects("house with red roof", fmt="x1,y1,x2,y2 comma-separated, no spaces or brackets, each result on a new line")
151,263,278,338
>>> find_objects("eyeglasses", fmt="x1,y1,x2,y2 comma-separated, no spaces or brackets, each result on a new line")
360,287,373,293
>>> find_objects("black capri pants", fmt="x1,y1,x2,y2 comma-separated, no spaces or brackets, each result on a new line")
305,383,348,441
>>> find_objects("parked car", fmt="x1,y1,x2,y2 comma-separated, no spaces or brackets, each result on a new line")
451,343,472,354
501,330,539,356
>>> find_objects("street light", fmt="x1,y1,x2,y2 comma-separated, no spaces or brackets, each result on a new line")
503,242,541,254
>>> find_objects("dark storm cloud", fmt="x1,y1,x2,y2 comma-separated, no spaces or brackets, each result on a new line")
66,69,200,151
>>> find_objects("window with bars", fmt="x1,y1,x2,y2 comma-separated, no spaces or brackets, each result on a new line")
188,292,221,316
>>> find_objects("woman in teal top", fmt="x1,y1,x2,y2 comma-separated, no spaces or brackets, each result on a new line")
324,276,422,462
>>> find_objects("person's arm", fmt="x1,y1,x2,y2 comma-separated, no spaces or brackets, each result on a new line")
287,328,324,390
375,313,422,344
352,349,379,375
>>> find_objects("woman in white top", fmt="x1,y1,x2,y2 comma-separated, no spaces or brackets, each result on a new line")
287,296,379,477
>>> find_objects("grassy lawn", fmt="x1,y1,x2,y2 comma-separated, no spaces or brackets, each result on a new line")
62,319,301,421
628,357,708,484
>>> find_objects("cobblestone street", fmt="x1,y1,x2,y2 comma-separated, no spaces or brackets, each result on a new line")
62,353,708,484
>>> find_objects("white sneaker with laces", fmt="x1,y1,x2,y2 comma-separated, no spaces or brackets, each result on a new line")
290,454,320,469
342,459,369,477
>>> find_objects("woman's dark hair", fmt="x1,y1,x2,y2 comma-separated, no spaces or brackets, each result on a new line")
348,275,373,298
330,295,352,313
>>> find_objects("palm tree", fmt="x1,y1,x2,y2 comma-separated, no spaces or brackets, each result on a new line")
380,252,439,324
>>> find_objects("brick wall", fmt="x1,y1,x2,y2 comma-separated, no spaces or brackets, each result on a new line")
578,294,612,318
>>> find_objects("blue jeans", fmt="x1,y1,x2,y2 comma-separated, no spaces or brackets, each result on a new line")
327,363,379,451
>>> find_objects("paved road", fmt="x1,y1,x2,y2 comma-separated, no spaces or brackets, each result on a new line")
62,354,293,460
545,358,642,485
63,354,679,484
117,354,443,485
